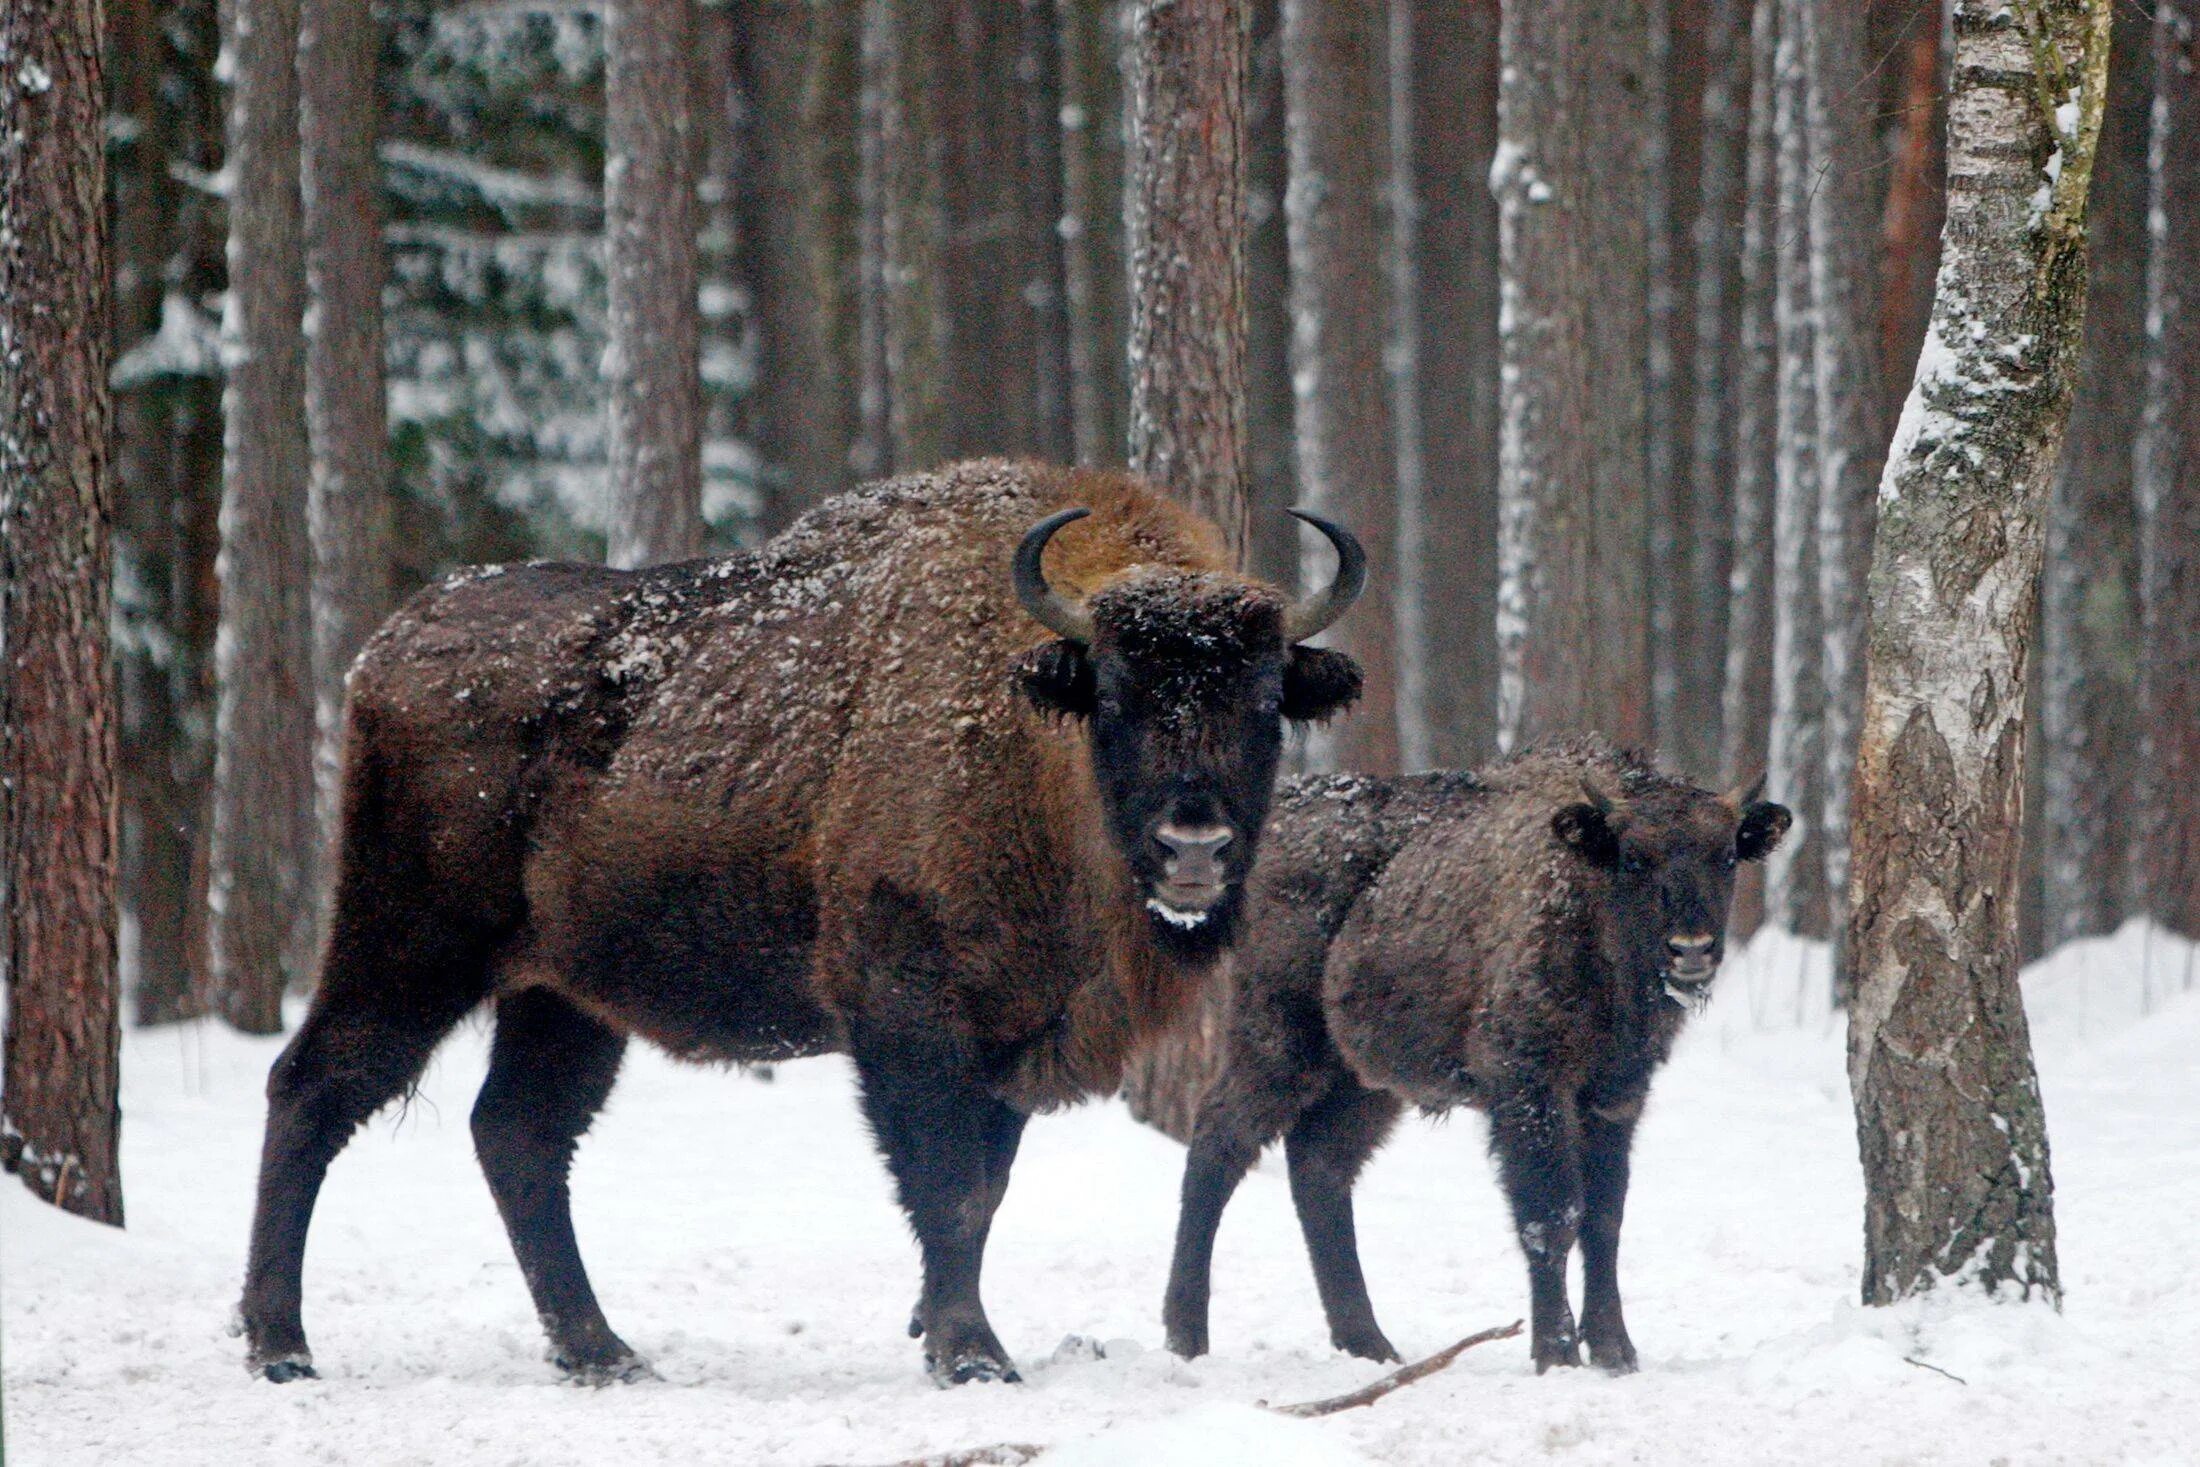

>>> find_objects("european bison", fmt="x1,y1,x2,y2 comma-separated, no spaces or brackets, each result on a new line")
238,460,1364,1387
1161,739,1789,1373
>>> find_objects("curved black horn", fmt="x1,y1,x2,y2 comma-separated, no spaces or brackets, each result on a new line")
1013,507,1097,642
1725,770,1768,809
1282,509,1367,643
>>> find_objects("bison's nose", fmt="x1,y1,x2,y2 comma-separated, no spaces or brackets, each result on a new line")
1667,933,1717,978
1154,823,1234,889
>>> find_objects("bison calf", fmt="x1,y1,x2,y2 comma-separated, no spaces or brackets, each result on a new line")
1162,739,1789,1373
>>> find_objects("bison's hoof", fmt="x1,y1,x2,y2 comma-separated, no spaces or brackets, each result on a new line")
255,1353,317,1384
556,1347,657,1386
1532,1337,1582,1374
1163,1324,1209,1361
1333,1328,1401,1365
924,1322,1021,1388
1587,1337,1639,1374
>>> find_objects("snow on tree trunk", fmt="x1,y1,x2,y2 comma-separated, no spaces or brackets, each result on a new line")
2134,0,2200,939
1846,0,2111,1307
1057,0,1127,471
1407,0,1500,772
2041,6,2150,944
1494,0,1651,753
1765,0,1830,939
856,0,948,477
605,0,704,568
2,0,126,1222
1124,0,1249,560
1805,0,1886,958
1282,0,1397,775
210,0,318,1034
299,0,392,893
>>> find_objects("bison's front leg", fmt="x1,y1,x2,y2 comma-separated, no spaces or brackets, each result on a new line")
1488,1085,1584,1373
1577,1103,1640,1373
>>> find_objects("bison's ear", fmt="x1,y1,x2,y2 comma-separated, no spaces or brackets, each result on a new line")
1281,646,1362,724
1016,638,1096,719
1736,800,1792,862
1553,802,1622,868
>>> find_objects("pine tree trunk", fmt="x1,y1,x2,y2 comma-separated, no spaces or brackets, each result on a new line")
1805,0,1886,954
1645,0,1697,771
1,0,126,1225
1022,0,1077,465
210,0,318,1034
1244,0,1297,590
1124,0,1249,558
1765,0,1830,939
739,0,862,529
2135,0,2200,939
605,0,705,567
1878,0,1946,397
1494,0,1652,752
1057,0,1127,470
299,0,391,889
1847,0,2111,1307
2041,6,2150,944
1281,0,1397,775
856,0,949,476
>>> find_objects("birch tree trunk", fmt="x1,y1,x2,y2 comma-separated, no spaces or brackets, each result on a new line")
605,0,704,568
210,0,318,1034
2134,0,2200,940
1494,0,1651,752
1282,0,1397,775
1847,0,2111,1306
299,0,391,882
1,0,126,1223
1765,0,1829,938
1124,0,1249,559
2041,5,2150,944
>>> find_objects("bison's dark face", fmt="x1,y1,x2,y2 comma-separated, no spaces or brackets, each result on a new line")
1553,779,1791,1013
1012,511,1363,958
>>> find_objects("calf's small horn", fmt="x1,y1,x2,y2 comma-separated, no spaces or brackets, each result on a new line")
1726,771,1768,809
1014,507,1097,643
1282,509,1367,643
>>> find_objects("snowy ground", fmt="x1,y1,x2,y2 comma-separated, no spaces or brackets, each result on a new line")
7,923,2200,1466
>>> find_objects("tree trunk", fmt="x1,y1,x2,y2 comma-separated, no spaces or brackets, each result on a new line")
299,0,391,893
1057,0,1127,470
605,0,705,567
1410,0,1500,772
1282,0,1397,775
1645,0,1697,771
210,0,318,1034
1,0,126,1225
1846,0,2110,1307
1124,0,1249,558
1022,0,1077,466
2135,0,2200,939
2040,5,2150,945
737,0,862,529
856,0,949,476
1764,0,1829,938
1244,0,1297,590
1878,0,1946,401
1494,0,1651,752
1806,0,1887,956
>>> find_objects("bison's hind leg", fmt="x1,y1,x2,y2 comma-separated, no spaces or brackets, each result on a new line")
470,989,644,1384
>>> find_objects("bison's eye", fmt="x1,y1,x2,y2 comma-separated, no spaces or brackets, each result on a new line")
1622,851,1650,877
1723,848,1739,870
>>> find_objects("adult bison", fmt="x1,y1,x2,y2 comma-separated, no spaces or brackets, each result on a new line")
1160,739,1789,1374
238,460,1363,1387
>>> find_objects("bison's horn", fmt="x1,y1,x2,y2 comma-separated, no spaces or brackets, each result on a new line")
1014,507,1097,643
1725,770,1768,809
1282,510,1367,643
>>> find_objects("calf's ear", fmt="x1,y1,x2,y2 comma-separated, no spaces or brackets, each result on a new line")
1736,800,1792,862
1016,639,1096,719
1281,645,1362,724
1553,802,1622,868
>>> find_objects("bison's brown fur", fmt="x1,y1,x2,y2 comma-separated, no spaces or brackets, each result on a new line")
238,459,1360,1387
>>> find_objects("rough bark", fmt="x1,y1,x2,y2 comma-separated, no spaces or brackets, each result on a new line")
1,0,126,1224
1494,0,1652,752
1281,0,1397,775
210,0,319,1034
1765,0,1829,938
605,0,705,567
1806,0,1887,949
1846,0,2111,1307
1244,0,1296,590
299,0,392,881
2135,0,2200,938
856,0,949,476
739,0,863,529
2040,5,2150,944
1409,0,1501,772
1124,0,1249,559
1022,0,1077,465
1057,0,1127,470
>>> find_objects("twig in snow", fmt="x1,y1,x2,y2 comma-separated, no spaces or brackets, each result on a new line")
829,1445,1044,1467
1903,1356,1967,1385
1267,1319,1525,1418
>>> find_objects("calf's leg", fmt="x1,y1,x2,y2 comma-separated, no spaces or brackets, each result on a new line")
1577,1105,1640,1372
471,989,639,1382
1285,1081,1405,1362
1488,1085,1585,1372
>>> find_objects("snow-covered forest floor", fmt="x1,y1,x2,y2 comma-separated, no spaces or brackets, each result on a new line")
7,924,2199,1466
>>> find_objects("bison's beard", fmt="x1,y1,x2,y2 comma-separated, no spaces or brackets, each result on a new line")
1142,885,1244,962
